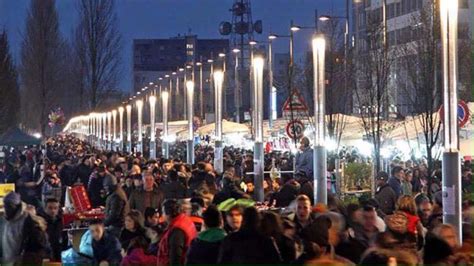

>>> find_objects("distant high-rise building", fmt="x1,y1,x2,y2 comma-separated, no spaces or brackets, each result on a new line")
133,35,229,92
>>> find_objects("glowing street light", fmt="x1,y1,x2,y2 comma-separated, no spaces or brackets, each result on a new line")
118,107,124,151
312,35,327,205
149,95,157,158
136,100,143,153
107,112,112,150
126,104,132,152
112,109,117,150
253,56,265,202
213,71,224,174
186,81,195,164
162,91,169,159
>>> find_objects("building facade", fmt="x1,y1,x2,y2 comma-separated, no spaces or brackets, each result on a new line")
352,0,472,116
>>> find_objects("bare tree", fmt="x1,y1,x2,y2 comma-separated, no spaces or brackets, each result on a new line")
353,12,396,173
20,0,66,135
74,0,122,110
320,19,350,148
399,3,442,177
0,30,20,134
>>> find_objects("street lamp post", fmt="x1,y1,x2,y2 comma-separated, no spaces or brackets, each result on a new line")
440,0,461,244
213,71,224,174
136,100,143,153
219,53,227,118
107,112,112,150
118,107,124,151
208,59,215,113
126,104,132,153
232,48,241,123
112,110,117,151
253,57,265,202
312,35,327,205
162,91,170,159
267,37,275,129
149,95,157,159
196,61,204,118
186,81,195,164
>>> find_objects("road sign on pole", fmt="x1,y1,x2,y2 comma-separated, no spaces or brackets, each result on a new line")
286,120,305,140
439,100,470,128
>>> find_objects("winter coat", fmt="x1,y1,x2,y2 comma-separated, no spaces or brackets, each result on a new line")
295,147,313,178
217,228,282,264
375,183,397,215
120,228,147,251
271,180,300,207
121,248,157,265
1,204,49,264
104,190,128,229
91,232,122,265
186,227,226,265
387,176,402,198
157,214,197,266
129,186,164,214
75,163,93,185
88,172,106,208
38,211,64,262
162,181,187,200
0,204,50,264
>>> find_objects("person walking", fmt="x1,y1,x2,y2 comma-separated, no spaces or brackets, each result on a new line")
157,199,197,266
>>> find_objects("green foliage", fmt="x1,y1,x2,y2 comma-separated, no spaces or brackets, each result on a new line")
0,30,20,134
344,162,373,190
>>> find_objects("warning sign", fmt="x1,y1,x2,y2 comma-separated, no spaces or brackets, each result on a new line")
283,91,308,112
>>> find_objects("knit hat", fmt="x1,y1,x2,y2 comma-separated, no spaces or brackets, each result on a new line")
4,191,21,206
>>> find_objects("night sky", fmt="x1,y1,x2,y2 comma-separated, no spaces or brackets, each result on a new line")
0,0,346,91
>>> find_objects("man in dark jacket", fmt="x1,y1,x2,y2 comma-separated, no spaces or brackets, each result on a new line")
162,169,188,200
218,207,281,264
388,166,404,198
295,137,313,178
374,171,397,215
38,198,64,262
129,171,164,214
89,219,122,265
186,205,226,264
88,163,107,208
1,192,49,265
103,174,128,237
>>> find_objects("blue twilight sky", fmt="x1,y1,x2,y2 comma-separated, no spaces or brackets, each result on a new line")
0,0,347,91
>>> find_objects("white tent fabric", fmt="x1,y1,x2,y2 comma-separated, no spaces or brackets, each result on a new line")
196,120,250,136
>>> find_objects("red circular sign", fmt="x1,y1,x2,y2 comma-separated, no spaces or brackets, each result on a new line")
439,101,470,128
286,120,305,140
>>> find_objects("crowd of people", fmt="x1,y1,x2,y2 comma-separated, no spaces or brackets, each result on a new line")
0,134,472,265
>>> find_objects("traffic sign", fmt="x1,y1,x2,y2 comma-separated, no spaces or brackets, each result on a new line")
283,91,308,112
439,101,470,128
286,120,305,140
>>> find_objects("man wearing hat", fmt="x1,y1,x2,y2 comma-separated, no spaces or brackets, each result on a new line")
1,192,48,264
375,171,397,215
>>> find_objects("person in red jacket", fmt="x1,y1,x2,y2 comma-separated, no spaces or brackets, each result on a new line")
157,199,197,266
